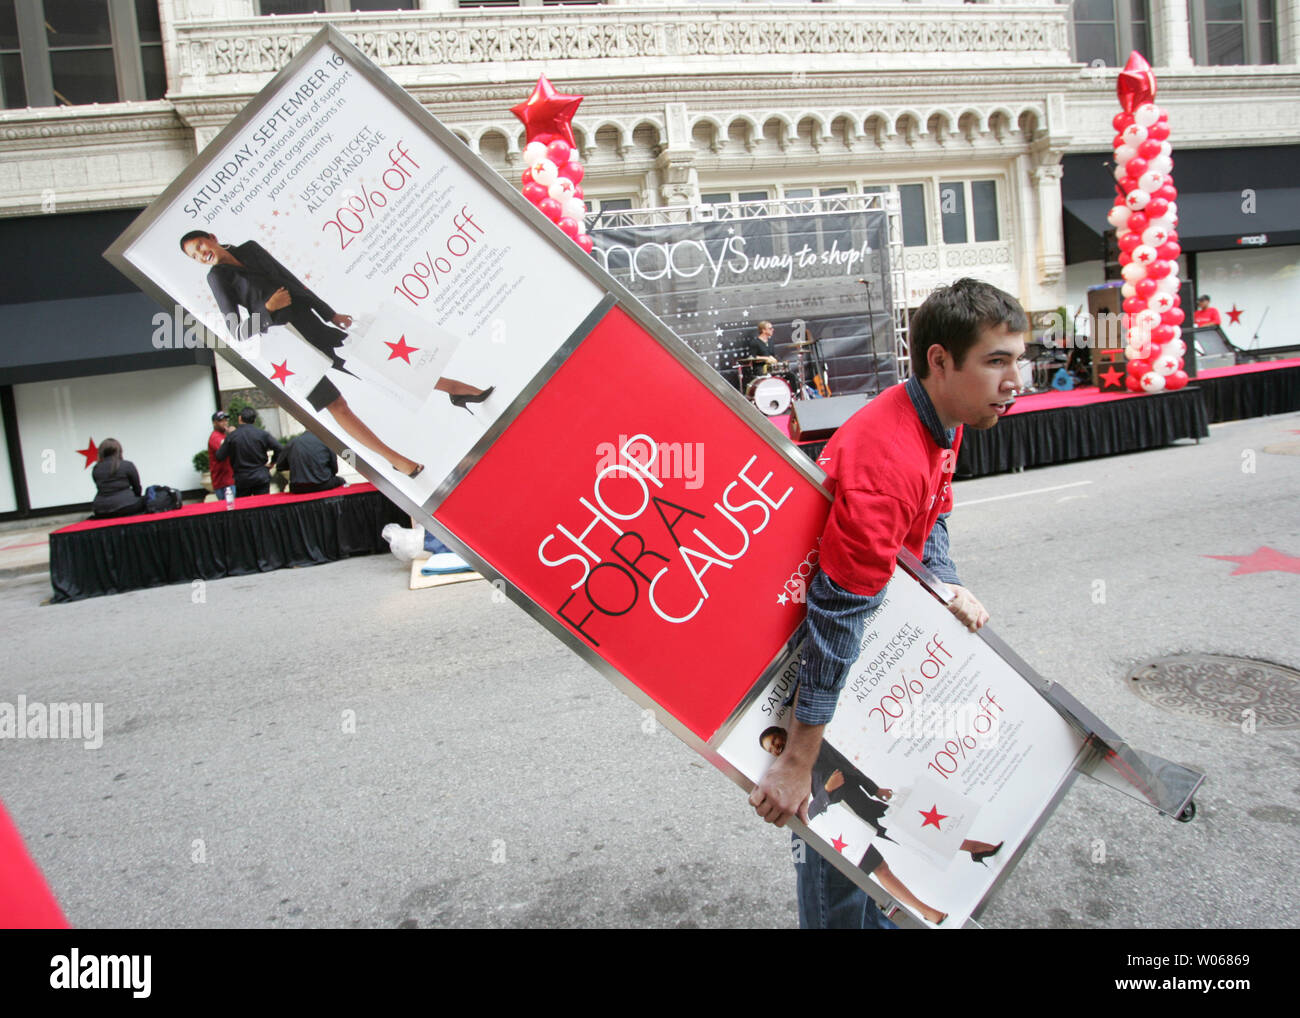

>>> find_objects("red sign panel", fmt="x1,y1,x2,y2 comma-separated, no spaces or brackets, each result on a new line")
437,306,829,739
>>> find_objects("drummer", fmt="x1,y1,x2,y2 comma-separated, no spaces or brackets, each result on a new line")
743,320,780,368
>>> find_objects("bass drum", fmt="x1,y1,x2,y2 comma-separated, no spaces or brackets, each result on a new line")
747,375,792,416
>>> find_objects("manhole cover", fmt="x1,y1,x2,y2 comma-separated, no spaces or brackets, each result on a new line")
1127,654,1300,729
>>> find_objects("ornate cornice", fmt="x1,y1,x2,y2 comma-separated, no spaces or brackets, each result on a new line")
0,104,185,145
169,6,1074,90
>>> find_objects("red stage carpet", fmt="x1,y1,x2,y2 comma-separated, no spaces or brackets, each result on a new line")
1005,356,1300,415
55,483,378,533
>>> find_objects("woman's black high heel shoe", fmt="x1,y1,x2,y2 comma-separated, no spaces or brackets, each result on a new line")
448,386,495,415
970,842,1004,866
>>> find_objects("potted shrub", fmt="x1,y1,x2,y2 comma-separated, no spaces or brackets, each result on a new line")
192,449,212,493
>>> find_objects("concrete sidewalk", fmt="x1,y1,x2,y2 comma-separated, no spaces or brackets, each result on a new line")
0,514,83,578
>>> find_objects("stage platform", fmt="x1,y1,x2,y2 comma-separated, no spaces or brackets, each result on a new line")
1191,357,1300,424
49,483,407,603
766,358,1299,479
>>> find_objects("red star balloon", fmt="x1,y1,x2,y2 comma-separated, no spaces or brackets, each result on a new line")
1227,304,1244,325
919,805,948,830
1204,547,1300,576
510,75,583,147
1117,51,1156,113
269,360,294,386
76,438,98,469
385,334,419,364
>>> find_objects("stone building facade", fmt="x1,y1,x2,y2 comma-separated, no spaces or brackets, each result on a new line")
1,0,1297,515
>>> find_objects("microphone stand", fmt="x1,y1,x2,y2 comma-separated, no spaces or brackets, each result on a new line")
859,278,880,395
1249,307,1269,350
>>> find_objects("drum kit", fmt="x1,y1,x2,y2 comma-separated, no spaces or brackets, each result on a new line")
735,337,828,417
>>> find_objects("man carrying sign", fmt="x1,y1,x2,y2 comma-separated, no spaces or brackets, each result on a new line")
748,278,1028,929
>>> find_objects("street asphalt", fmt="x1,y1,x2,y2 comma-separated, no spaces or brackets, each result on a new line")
2,410,1297,929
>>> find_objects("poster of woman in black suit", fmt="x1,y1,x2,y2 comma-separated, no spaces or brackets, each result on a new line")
760,725,950,925
180,231,494,480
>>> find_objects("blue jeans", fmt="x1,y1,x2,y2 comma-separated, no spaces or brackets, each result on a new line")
794,834,897,930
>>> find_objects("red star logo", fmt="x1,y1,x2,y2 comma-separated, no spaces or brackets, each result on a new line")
1204,547,1300,576
270,360,294,386
510,75,583,146
831,834,849,853
919,805,947,830
1100,365,1125,388
1227,304,1244,325
385,334,419,364
76,438,98,469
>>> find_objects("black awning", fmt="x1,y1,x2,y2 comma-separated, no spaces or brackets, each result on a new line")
0,292,213,385
1063,189,1300,260
1061,147,1300,261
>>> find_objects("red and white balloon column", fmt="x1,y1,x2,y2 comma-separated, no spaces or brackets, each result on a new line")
1108,53,1187,393
510,75,594,254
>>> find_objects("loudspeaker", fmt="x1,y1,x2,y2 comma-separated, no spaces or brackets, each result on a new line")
790,393,872,441
1103,228,1121,281
1087,282,1126,348
1185,325,1234,375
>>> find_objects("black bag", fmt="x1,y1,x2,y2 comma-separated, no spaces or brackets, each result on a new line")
143,485,182,513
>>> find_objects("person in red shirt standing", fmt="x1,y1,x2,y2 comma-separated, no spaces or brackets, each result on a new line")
208,410,235,502
1194,295,1221,327
748,277,1027,929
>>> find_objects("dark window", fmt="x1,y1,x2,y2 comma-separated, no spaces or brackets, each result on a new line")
1191,0,1275,64
972,180,999,242
1,2,25,107
1072,0,1151,68
1130,0,1150,60
3,0,167,108
260,1,325,12
864,184,930,247
46,0,117,104
259,1,416,11
135,0,161,98
898,184,928,248
940,181,968,245
1206,0,1245,63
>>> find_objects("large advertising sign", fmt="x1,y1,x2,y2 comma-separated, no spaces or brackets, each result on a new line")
592,205,898,397
108,28,1200,927
117,42,603,505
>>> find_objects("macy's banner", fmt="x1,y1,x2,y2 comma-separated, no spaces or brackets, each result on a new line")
592,204,898,396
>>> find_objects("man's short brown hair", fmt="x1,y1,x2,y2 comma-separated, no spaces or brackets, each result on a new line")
909,278,1028,378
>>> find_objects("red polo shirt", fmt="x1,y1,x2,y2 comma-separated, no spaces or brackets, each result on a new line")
815,383,961,596
209,428,234,488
